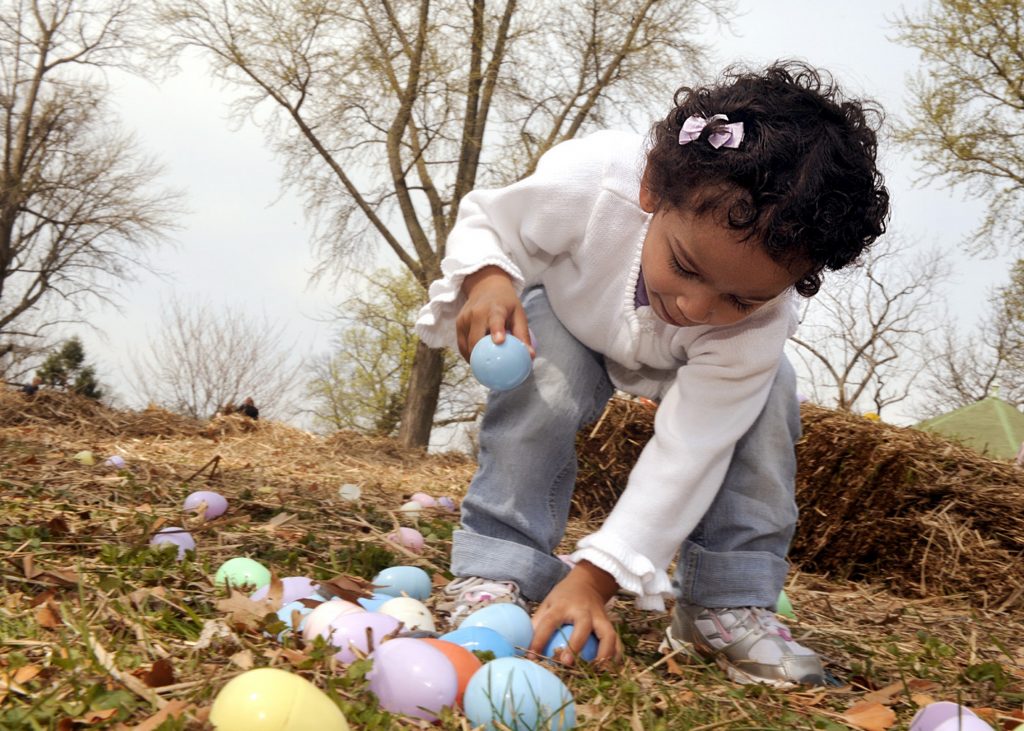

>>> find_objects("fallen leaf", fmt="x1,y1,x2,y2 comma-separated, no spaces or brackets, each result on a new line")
906,678,941,693
230,650,254,670
139,658,175,688
22,555,41,579
35,600,63,629
910,693,935,707
191,619,240,651
13,666,42,684
863,681,904,704
842,701,897,731
215,591,277,632
127,699,190,731
71,708,118,724
44,516,70,536
262,513,297,531
316,574,376,603
29,590,56,608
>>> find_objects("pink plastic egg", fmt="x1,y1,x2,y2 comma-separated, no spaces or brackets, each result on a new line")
384,527,425,554
409,492,438,508
367,637,458,721
183,490,228,520
302,600,366,642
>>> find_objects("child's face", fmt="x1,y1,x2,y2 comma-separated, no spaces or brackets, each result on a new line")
639,189,801,328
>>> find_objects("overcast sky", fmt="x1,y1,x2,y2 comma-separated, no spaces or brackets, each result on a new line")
79,0,1010,426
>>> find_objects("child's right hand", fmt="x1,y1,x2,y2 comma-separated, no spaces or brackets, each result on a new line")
456,265,534,361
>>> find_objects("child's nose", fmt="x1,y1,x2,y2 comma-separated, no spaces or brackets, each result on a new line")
677,291,714,324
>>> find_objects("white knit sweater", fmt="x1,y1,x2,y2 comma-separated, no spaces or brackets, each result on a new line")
416,130,799,610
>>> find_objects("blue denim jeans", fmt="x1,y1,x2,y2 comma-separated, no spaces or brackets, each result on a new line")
452,287,800,609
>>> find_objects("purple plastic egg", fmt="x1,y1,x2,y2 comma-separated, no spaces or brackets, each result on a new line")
409,492,437,508
149,527,196,561
183,490,228,520
437,496,458,512
104,455,126,468
367,637,458,721
384,527,425,554
249,576,319,605
328,612,401,664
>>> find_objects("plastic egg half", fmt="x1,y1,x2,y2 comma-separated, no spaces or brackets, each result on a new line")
378,596,435,632
384,526,425,554
908,702,994,731
250,576,319,606
104,455,126,468
463,656,576,731
372,565,432,600
420,638,482,707
209,667,350,730
438,626,516,659
337,483,361,502
460,602,534,653
356,593,392,612
328,611,401,664
437,496,458,512
397,500,424,520
366,637,458,722
470,334,533,391
183,490,228,520
214,557,271,591
272,600,315,641
73,450,95,466
542,624,599,663
149,527,195,561
302,599,365,642
775,589,795,619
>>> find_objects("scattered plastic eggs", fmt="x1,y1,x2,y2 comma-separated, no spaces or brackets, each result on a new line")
250,576,319,605
470,333,533,391
775,589,795,619
378,596,436,632
356,593,393,612
328,611,401,664
104,455,126,468
460,602,534,653
437,496,458,512
149,527,195,561
183,490,228,520
73,450,95,466
438,626,516,659
463,656,576,731
302,599,366,642
397,500,424,520
384,526,425,554
338,483,361,501
214,557,272,591
209,667,350,731
366,637,458,722
420,638,482,707
372,565,432,600
542,624,599,663
409,491,437,508
909,702,994,731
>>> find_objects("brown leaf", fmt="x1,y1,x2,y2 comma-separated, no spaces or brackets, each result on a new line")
13,665,42,684
29,589,56,608
316,574,376,603
906,678,942,693
72,708,119,724
842,701,897,731
229,650,254,670
262,513,297,532
45,516,70,536
140,658,175,688
127,699,190,731
215,590,277,631
22,555,41,579
910,693,936,708
35,600,62,629
862,681,904,705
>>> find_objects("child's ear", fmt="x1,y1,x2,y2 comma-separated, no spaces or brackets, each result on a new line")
639,167,658,213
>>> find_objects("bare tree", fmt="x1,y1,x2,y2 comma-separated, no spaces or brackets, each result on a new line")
156,0,734,448
919,259,1024,415
307,267,482,436
789,238,951,417
131,299,304,420
0,0,181,367
893,0,1024,256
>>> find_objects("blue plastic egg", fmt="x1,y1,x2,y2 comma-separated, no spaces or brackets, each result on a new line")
459,603,533,653
463,657,576,730
371,566,432,600
470,334,533,391
438,626,516,659
272,600,314,641
541,624,599,663
357,592,394,612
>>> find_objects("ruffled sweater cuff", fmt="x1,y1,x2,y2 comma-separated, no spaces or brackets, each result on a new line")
571,532,674,611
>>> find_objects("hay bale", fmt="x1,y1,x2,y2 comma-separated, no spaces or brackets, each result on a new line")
574,399,1024,609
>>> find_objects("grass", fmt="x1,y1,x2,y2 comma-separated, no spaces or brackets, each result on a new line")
1,415,1022,730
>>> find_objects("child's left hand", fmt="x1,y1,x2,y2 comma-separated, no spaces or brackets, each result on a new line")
528,561,622,666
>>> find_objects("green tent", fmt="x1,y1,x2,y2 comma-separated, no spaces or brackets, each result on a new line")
915,396,1024,460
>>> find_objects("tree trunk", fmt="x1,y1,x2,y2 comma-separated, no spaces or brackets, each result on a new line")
398,339,445,449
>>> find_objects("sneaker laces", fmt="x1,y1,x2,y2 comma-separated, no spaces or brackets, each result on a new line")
441,576,525,625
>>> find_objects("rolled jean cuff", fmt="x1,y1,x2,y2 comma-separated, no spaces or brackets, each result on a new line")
676,541,790,608
451,529,569,601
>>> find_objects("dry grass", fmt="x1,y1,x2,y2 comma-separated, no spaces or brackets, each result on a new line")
1,390,1023,729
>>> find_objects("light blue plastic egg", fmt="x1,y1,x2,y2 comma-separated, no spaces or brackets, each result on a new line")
272,600,314,641
371,566,432,600
542,624,599,663
357,592,393,612
438,626,516,659
463,657,576,731
470,334,533,391
459,603,533,653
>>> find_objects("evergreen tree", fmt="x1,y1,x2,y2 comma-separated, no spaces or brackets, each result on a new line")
37,337,104,400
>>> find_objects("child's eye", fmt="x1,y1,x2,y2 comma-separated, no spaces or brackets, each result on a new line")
669,257,696,278
730,297,756,313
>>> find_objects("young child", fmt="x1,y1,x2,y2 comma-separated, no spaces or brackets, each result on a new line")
415,61,889,687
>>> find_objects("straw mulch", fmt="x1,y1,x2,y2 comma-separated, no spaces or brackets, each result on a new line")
574,398,1024,611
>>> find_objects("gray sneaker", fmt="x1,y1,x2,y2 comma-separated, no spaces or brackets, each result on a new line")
660,603,826,688
440,576,528,627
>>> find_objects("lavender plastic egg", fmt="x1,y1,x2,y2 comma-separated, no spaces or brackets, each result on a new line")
104,455,126,468
470,334,533,391
250,576,319,605
329,611,402,664
302,599,366,642
367,637,458,721
149,527,195,561
437,496,458,512
183,490,228,520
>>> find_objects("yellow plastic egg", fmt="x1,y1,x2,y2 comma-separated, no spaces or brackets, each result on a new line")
209,668,349,731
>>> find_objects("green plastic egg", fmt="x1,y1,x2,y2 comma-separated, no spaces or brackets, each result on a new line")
215,557,271,591
775,589,795,619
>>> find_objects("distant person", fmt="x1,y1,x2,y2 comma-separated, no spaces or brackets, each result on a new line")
20,376,42,397
237,397,259,420
416,62,889,685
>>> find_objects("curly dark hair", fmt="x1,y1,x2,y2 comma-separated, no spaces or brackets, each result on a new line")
645,61,890,296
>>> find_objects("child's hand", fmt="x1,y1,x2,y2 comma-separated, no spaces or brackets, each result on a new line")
528,561,622,666
457,265,534,361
